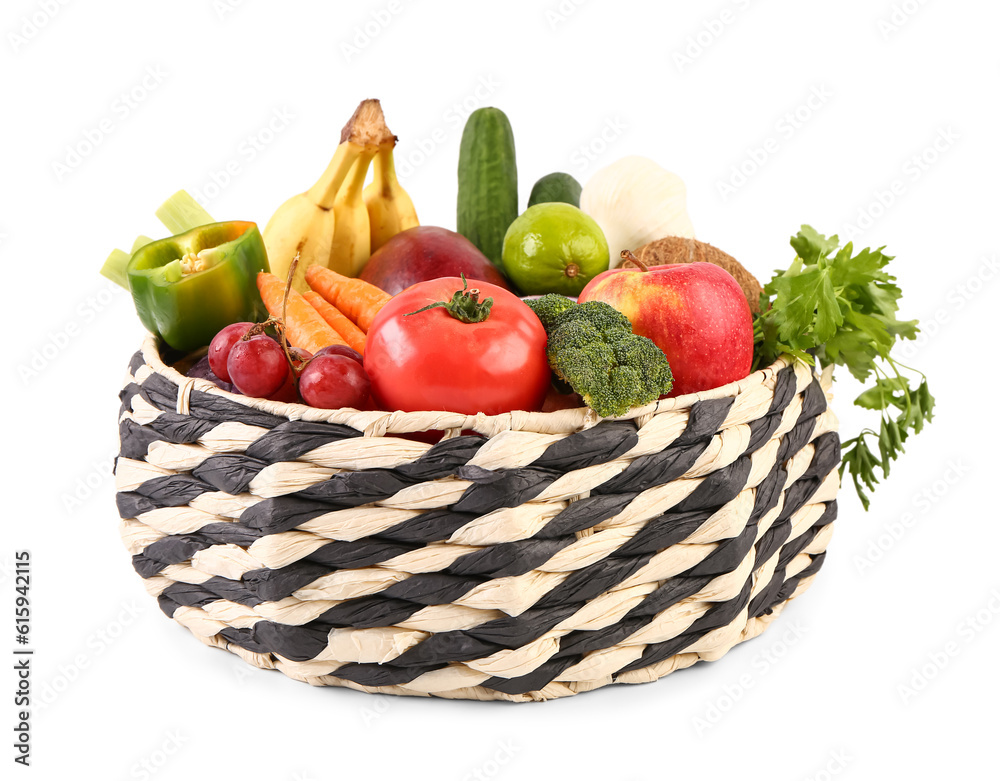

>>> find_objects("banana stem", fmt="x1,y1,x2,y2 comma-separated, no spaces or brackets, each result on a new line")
371,143,399,196
307,143,365,209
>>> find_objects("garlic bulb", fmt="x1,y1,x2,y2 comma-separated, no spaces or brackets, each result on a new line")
580,156,695,267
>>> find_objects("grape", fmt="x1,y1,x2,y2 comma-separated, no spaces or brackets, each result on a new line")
299,354,372,409
228,335,289,397
314,344,363,365
186,355,233,392
208,322,254,383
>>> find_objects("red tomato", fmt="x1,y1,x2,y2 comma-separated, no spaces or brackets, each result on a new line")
363,277,551,415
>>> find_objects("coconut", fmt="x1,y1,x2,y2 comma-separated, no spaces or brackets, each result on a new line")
634,236,763,314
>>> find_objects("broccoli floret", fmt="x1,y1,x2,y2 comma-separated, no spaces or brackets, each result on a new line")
527,297,674,417
523,294,576,330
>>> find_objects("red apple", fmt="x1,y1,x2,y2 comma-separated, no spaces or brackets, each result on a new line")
360,225,511,295
578,262,753,397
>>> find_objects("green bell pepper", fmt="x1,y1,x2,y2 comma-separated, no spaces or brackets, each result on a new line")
126,221,270,352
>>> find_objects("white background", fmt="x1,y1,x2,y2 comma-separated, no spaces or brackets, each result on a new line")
3,0,999,778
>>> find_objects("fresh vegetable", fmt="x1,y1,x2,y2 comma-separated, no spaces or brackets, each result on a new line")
363,276,550,415
126,221,269,352
155,190,215,236
364,134,420,253
524,294,673,417
304,265,391,332
228,334,288,397
579,254,753,397
580,156,695,268
457,107,518,268
101,191,214,290
528,172,582,208
359,225,511,296
299,353,372,409
754,226,933,509
303,291,367,355
208,321,254,383
633,236,763,314
256,271,345,354
263,99,394,290
502,202,609,296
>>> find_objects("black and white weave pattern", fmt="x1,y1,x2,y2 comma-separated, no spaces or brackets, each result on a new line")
116,335,840,701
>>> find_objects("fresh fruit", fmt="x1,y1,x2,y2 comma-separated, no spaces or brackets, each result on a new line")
330,147,378,278
186,354,233,392
364,135,419,253
578,258,753,397
359,226,511,296
634,237,763,314
580,156,695,267
457,107,518,268
363,276,550,415
227,335,289,397
502,202,609,296
262,99,394,291
208,321,254,383
299,353,372,409
528,172,582,208
315,344,363,364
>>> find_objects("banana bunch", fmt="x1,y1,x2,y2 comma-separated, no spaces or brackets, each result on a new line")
263,99,419,290
364,136,419,253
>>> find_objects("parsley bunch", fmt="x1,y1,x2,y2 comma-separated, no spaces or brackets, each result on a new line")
754,226,934,509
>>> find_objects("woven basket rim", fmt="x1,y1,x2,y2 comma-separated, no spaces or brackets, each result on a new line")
137,332,796,436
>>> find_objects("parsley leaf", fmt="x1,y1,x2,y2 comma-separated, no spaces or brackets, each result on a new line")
754,226,933,509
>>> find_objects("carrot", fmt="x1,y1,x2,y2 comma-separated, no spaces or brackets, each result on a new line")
302,291,367,355
256,272,347,355
304,265,391,332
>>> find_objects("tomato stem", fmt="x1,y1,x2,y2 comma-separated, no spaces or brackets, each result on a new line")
405,274,494,323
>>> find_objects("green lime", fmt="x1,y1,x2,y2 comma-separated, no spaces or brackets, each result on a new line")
501,202,609,296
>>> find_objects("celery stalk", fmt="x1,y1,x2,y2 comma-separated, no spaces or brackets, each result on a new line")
156,190,216,235
100,248,132,290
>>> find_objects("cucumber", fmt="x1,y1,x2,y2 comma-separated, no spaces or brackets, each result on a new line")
457,107,518,268
527,172,582,209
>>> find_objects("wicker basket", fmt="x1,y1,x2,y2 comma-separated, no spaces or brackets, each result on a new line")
115,333,840,702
